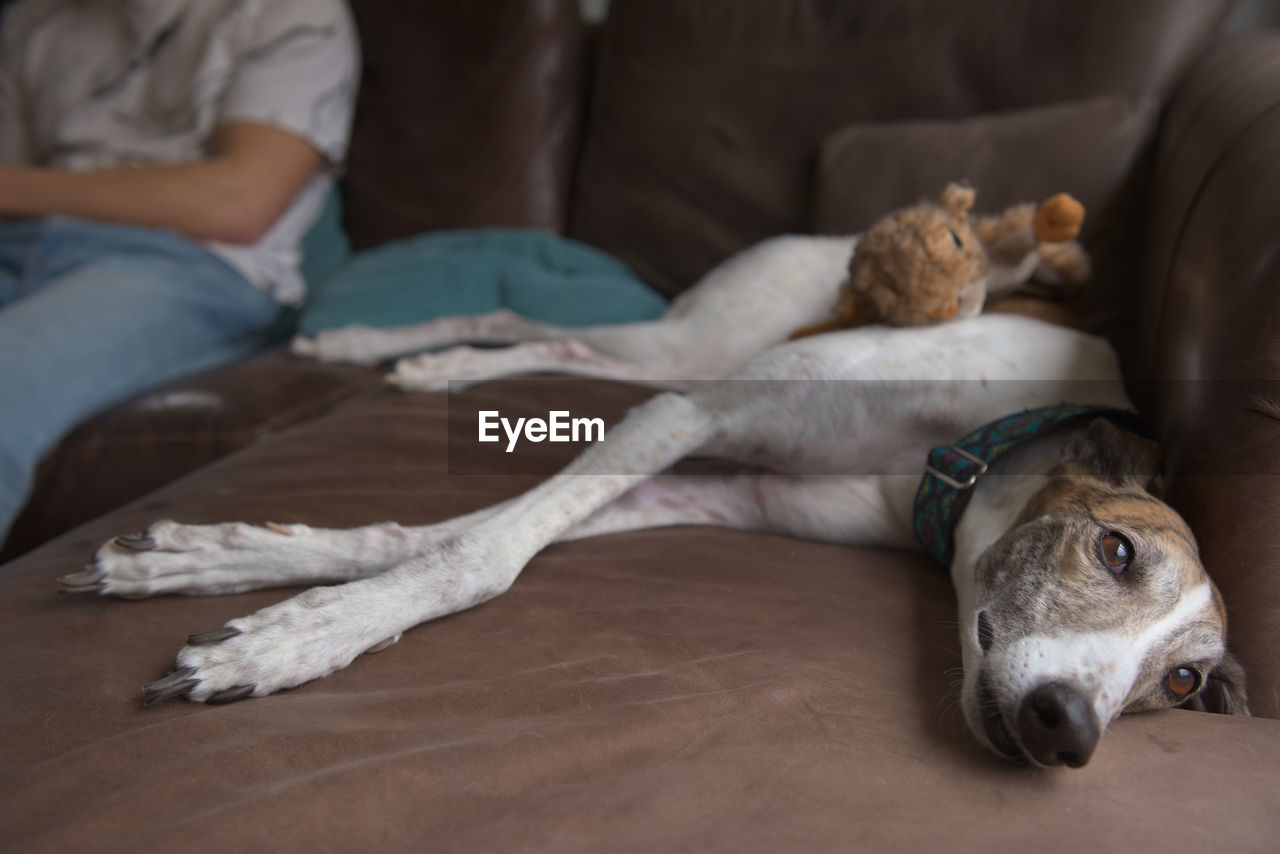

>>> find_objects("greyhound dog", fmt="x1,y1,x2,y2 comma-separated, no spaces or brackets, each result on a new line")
62,311,1246,768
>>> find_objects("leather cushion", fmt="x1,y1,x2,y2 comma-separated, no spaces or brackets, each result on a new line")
812,95,1159,336
812,95,1157,237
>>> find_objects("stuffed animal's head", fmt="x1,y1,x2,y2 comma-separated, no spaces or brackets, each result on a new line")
844,183,989,326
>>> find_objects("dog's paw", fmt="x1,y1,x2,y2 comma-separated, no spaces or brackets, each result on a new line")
61,520,322,598
387,346,487,392
289,333,319,357
290,325,386,365
143,585,406,704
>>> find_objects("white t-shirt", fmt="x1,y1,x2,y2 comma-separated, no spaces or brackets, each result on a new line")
0,0,360,304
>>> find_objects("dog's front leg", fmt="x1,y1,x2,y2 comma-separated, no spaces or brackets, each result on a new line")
63,504,514,598
143,392,719,703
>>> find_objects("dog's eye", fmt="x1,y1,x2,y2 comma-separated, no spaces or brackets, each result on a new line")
1099,532,1133,573
949,229,964,249
1166,666,1201,699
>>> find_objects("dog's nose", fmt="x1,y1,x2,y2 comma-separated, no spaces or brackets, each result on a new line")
1015,681,1100,768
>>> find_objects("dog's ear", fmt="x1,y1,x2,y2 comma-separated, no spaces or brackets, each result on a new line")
1185,651,1250,716
1061,418,1161,491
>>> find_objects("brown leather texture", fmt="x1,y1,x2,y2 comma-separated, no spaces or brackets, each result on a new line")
0,350,380,563
2,382,1278,852
1138,31,1280,718
570,0,1234,297
813,96,1158,237
341,0,589,248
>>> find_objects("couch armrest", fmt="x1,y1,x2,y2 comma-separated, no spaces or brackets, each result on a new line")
1139,31,1280,717
1,350,380,563
1141,31,1280,379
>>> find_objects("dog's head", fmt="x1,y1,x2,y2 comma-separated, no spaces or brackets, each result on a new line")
960,419,1248,768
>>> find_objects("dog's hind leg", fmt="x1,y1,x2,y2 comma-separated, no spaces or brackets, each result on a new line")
387,339,698,391
292,308,581,366
294,308,699,371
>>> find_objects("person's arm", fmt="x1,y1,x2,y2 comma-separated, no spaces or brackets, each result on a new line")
0,121,323,245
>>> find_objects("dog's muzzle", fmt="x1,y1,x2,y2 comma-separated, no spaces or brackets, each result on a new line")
977,675,1102,768
1014,682,1100,768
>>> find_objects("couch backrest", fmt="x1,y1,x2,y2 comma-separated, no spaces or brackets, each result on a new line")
570,0,1235,298
341,0,588,250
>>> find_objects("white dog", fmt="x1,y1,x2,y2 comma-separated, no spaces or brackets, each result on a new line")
63,310,1247,768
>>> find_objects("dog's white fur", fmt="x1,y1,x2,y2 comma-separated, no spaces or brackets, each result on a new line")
72,309,1242,767
291,232,1057,390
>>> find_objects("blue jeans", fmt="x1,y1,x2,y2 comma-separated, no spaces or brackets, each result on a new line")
0,217,282,545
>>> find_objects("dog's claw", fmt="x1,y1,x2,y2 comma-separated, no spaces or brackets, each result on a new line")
206,684,255,704
187,627,242,646
364,633,401,654
56,584,103,595
58,564,106,591
143,666,199,705
114,533,157,552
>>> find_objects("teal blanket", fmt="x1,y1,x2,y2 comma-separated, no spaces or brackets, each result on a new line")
297,201,667,336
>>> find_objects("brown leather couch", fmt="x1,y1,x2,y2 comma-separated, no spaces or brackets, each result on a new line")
3,1,1280,849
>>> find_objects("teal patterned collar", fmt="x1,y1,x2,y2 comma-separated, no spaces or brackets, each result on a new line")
912,404,1147,566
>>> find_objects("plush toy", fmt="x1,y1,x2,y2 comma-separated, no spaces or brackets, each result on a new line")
791,183,1090,338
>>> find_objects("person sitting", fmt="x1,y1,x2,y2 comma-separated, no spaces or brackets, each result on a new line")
0,0,360,545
